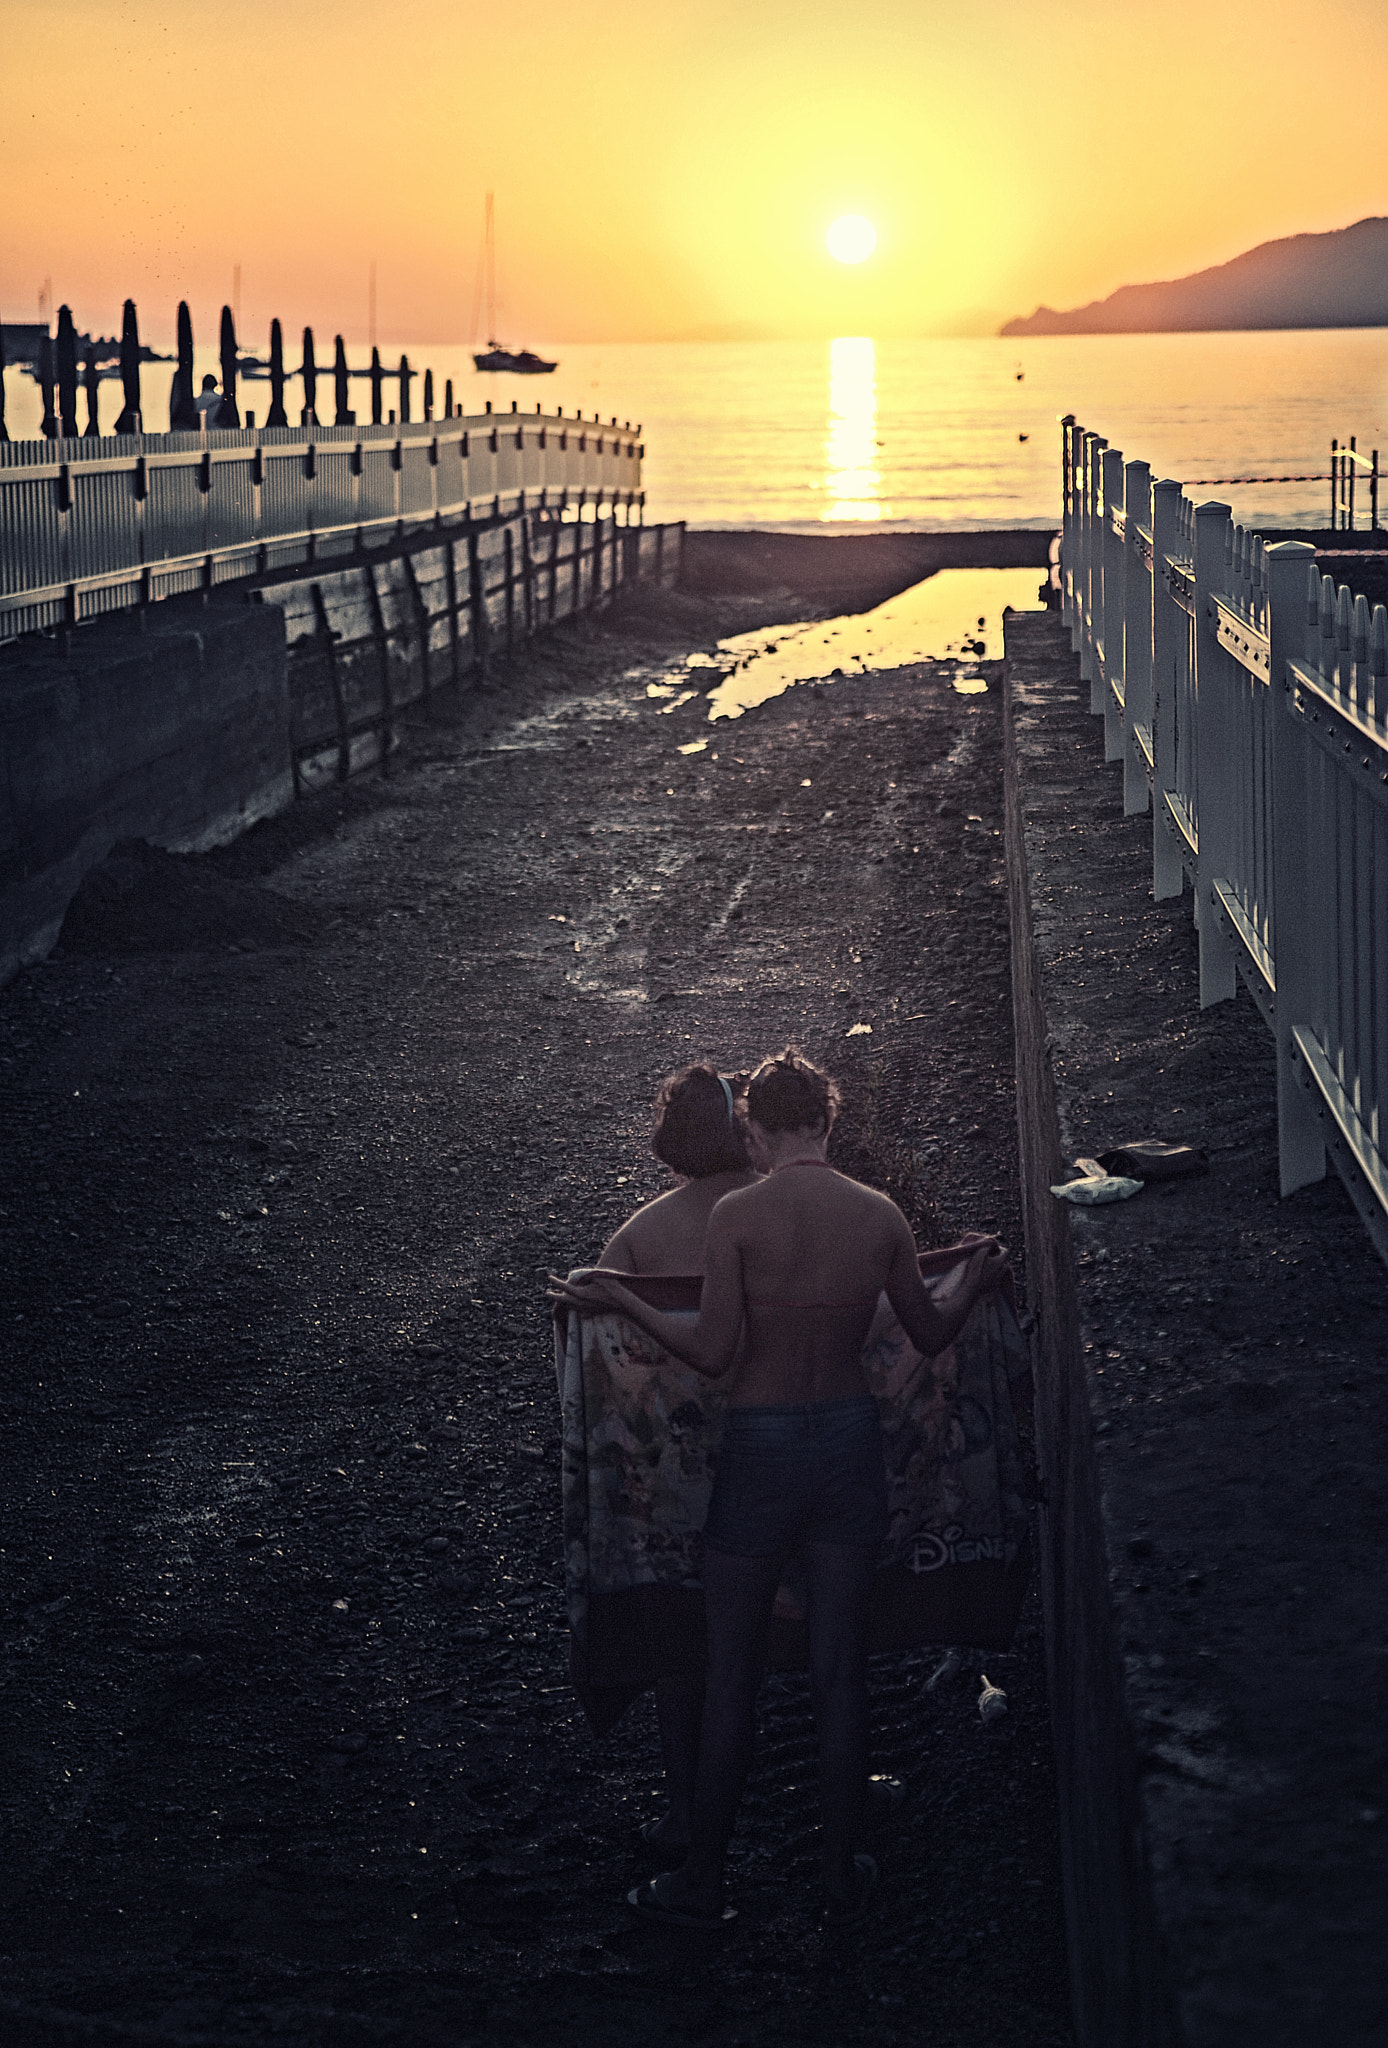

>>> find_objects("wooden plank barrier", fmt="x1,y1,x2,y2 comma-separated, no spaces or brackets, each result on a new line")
261,512,685,789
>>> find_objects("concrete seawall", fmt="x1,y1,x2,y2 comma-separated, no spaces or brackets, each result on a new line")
0,602,292,986
0,514,679,985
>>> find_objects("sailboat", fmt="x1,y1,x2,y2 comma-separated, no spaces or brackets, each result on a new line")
471,193,556,376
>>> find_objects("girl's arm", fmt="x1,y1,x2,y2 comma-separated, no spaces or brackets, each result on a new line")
549,1205,745,1379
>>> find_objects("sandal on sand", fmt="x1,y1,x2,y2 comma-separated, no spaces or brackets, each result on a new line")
821,1854,878,1930
627,1877,737,1929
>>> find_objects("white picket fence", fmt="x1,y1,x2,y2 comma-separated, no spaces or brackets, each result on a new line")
0,410,643,643
1060,417,1388,1268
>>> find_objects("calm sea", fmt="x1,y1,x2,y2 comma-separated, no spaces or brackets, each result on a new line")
8,328,1388,533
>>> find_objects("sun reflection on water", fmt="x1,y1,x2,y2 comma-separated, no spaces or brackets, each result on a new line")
822,336,883,522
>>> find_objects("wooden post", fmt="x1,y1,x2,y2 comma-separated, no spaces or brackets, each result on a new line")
266,319,288,429
401,550,433,706
217,306,241,427
548,519,560,623
0,319,8,443
310,582,352,785
444,378,454,420
423,368,434,421
370,347,384,426
1330,441,1338,530
503,523,515,658
1349,437,1357,531
444,541,462,686
655,522,665,590
1266,541,1326,1194
398,355,412,424
1193,500,1237,1007
467,525,489,683
1373,451,1380,532
363,562,394,768
520,514,535,636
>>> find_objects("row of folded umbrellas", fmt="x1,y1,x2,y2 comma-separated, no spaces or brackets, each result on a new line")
1,300,447,441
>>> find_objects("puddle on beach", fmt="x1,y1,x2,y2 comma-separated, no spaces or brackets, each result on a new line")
660,568,1048,726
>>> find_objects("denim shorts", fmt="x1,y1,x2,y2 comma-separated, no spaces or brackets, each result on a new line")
703,1395,889,1559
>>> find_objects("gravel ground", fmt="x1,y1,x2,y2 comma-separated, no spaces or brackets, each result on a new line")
0,590,1073,2048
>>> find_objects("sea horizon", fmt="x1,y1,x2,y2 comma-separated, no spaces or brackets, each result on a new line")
6,327,1387,536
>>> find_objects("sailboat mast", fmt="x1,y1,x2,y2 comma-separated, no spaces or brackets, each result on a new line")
485,192,496,344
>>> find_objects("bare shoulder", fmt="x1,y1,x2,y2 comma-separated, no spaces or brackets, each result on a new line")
600,1187,679,1262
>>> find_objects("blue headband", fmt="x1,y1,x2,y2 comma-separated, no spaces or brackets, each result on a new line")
718,1075,735,1123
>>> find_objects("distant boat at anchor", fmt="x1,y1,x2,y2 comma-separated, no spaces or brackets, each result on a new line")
472,343,556,375
469,191,558,376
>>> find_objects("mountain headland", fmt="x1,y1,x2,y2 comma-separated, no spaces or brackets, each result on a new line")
1001,215,1388,335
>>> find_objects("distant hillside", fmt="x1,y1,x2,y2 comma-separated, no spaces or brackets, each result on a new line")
1001,216,1388,336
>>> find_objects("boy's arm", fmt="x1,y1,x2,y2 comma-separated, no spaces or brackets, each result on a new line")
883,1210,1009,1357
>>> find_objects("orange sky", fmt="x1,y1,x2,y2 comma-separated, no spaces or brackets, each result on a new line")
3,0,1388,346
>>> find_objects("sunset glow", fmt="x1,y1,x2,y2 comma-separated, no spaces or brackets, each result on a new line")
826,217,878,266
2,0,1388,345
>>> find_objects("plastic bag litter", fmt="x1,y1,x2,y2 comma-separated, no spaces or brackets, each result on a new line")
978,1676,1008,1725
1050,1156,1143,1205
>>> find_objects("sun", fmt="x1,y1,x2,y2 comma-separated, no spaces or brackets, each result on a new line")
826,215,877,265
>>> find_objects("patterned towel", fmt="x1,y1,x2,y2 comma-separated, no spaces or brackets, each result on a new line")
553,1248,1034,1733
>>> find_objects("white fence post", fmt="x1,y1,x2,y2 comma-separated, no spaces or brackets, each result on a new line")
1193,500,1238,1006
1267,540,1327,1194
1122,461,1152,815
1150,479,1185,901
1082,433,1107,706
1061,416,1078,637
1101,447,1126,759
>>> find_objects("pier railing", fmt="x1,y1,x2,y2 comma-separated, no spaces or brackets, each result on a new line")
0,411,643,643
1060,417,1388,1268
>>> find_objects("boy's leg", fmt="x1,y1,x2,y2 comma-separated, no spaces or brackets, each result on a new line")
803,1539,876,1902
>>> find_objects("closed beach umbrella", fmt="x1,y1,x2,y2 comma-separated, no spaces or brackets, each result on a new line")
39,333,57,438
170,301,199,430
56,306,79,439
370,346,383,425
423,367,434,421
444,377,453,420
301,327,317,426
84,349,100,437
0,321,9,443
398,354,412,423
114,300,141,434
218,305,241,428
334,334,351,425
266,319,288,428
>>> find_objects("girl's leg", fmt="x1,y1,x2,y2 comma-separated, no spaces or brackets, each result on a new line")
802,1539,877,1901
650,1672,703,1847
658,1545,782,1914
